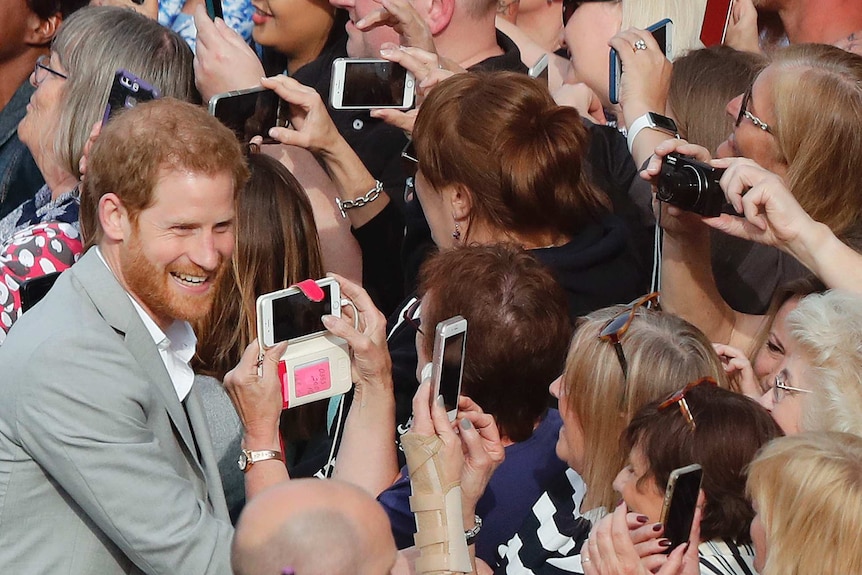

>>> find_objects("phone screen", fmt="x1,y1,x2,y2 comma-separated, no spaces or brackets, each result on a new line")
271,287,333,343
662,466,703,551
212,88,286,143
20,272,61,313
650,24,669,54
700,0,733,46
439,331,466,412
341,61,408,107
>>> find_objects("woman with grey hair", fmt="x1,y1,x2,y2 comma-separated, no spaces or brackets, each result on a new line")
756,289,862,437
0,6,195,341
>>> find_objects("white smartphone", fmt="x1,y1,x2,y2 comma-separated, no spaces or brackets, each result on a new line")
330,58,416,110
427,315,468,421
609,18,673,104
528,53,550,87
256,277,342,348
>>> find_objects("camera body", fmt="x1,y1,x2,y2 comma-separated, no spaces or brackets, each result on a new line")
657,153,727,217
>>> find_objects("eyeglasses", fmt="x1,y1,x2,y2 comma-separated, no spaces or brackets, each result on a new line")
33,54,68,87
772,370,811,403
658,376,717,430
599,292,660,380
735,86,772,134
402,297,423,335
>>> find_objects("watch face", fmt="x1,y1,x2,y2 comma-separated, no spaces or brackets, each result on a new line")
649,112,678,134
237,452,249,470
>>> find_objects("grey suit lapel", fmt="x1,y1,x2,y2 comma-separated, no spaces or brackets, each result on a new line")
70,250,203,478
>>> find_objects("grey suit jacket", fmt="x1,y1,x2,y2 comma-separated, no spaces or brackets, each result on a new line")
0,249,233,574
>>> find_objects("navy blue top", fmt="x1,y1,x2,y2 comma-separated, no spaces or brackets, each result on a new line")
377,408,568,567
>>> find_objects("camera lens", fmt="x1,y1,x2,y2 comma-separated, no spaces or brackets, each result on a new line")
657,165,707,209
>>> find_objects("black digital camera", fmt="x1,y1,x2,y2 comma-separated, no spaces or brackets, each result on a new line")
657,153,728,217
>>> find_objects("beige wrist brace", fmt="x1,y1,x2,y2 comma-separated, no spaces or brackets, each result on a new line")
402,432,472,575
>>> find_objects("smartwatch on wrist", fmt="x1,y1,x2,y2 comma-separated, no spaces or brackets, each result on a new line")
627,112,679,153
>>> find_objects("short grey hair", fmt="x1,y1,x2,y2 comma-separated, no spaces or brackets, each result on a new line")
787,289,862,436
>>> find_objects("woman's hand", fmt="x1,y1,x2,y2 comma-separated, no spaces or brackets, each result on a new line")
704,158,814,252
582,502,702,575
356,0,437,54
259,75,346,157
456,396,505,518
712,342,763,399
193,5,264,102
321,273,393,397
553,83,607,125
607,28,673,126
373,43,462,133
724,0,762,55
224,340,288,445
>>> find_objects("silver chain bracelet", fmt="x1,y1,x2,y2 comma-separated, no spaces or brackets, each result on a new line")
336,180,384,218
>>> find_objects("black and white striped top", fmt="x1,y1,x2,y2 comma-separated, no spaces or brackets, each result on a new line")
495,469,757,575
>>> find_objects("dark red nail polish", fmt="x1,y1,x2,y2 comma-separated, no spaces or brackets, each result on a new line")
659,539,672,547
652,523,663,532
636,515,649,524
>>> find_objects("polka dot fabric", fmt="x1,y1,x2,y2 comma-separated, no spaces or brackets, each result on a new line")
0,222,83,343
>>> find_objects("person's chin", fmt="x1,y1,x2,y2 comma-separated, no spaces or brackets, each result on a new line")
715,137,737,159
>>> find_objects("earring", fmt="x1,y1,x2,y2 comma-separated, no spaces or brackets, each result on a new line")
452,222,461,241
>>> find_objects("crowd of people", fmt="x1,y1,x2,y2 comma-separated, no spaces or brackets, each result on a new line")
2,0,862,574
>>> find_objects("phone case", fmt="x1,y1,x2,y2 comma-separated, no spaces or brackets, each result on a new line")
609,19,672,105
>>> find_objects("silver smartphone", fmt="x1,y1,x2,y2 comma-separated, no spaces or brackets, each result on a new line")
528,53,550,87
428,315,468,421
330,58,416,110
256,277,342,348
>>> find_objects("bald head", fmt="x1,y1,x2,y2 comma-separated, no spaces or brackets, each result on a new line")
232,479,398,575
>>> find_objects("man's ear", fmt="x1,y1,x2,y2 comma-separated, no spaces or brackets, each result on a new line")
425,0,455,35
25,13,62,47
99,193,130,242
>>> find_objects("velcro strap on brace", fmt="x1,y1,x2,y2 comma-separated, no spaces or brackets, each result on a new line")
402,432,472,574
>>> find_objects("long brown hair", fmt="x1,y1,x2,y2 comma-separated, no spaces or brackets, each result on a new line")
195,151,325,439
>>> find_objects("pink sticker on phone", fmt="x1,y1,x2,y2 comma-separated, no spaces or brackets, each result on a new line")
294,358,332,398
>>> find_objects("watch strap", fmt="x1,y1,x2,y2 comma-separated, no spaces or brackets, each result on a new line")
627,112,679,153
238,449,284,472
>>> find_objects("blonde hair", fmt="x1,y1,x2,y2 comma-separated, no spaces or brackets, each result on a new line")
621,0,707,57
747,432,862,575
769,44,862,235
562,306,726,510
786,290,862,437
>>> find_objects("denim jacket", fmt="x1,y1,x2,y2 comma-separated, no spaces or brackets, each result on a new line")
0,82,44,220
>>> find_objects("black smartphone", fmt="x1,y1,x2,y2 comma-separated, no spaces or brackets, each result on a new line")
609,18,672,104
208,86,289,144
205,0,223,19
102,70,161,126
660,463,703,552
19,272,61,313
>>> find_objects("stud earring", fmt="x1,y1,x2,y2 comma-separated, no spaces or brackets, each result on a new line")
452,222,461,241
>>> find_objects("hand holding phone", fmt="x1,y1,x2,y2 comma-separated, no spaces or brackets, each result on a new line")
660,463,703,552
425,316,468,422
256,278,353,408
609,19,673,105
